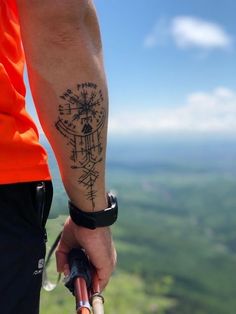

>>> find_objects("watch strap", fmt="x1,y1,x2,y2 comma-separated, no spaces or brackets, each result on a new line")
69,193,118,230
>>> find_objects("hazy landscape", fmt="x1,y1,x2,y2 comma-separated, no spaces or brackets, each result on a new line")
40,134,236,314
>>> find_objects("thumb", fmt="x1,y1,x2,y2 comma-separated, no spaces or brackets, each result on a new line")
55,240,70,273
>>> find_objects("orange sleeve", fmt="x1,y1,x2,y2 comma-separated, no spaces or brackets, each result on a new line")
0,0,51,184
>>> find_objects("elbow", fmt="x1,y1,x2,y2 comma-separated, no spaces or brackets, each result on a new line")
46,1,101,54
46,1,102,54
18,0,102,70
18,0,96,45
43,1,90,46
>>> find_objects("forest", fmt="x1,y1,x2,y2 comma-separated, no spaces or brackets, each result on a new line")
40,135,236,314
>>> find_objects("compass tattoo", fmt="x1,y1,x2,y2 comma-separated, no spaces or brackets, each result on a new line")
55,82,106,208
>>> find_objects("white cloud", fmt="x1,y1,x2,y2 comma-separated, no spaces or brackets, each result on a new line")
144,16,233,51
109,87,236,135
171,16,232,50
144,18,169,48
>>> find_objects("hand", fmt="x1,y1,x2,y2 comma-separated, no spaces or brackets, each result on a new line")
56,217,117,291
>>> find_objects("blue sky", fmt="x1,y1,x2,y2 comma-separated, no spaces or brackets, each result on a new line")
27,0,236,136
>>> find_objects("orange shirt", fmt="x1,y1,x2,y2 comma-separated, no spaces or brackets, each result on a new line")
0,0,51,184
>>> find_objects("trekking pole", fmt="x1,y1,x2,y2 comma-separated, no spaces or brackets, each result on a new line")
90,273,104,314
74,275,91,314
65,248,105,314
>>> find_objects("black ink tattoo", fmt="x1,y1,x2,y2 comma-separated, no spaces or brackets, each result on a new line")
55,82,106,208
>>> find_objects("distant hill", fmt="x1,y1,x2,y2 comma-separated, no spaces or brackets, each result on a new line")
41,135,236,314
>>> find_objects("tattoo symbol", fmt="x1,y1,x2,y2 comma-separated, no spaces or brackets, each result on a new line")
55,82,105,208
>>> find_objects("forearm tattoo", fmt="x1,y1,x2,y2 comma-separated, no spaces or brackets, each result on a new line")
55,82,106,209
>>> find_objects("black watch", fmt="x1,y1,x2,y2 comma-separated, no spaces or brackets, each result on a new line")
69,192,118,230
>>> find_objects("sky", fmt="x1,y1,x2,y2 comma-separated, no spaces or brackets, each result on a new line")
26,0,236,137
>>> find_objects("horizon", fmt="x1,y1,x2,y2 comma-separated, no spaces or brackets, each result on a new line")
25,0,236,137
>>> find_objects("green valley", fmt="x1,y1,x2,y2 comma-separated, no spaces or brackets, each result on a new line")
40,136,236,314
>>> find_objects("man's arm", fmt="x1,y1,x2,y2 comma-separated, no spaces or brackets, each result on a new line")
16,0,116,290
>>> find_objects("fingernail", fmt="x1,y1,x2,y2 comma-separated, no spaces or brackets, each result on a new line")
63,264,70,276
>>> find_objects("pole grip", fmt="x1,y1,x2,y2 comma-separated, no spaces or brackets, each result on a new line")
65,248,105,314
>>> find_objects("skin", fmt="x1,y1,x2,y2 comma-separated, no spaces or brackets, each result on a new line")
16,0,116,290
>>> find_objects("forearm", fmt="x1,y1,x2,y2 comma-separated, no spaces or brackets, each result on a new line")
17,1,108,211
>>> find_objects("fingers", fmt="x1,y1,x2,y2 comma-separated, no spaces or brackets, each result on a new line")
96,267,113,291
56,218,117,291
55,217,75,273
98,277,109,292
55,236,71,273
55,249,68,273
56,249,71,276
63,263,70,276
96,247,117,291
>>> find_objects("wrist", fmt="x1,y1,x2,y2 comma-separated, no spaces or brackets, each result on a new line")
68,188,108,213
69,192,118,230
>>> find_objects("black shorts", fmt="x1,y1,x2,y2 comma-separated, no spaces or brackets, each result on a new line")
0,181,53,314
